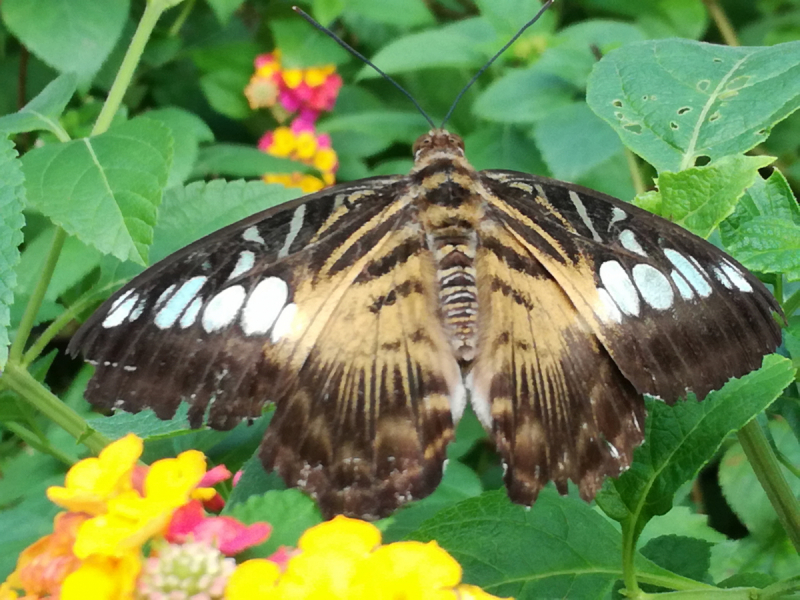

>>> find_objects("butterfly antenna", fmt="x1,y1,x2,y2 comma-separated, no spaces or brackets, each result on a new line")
440,0,554,128
293,7,437,129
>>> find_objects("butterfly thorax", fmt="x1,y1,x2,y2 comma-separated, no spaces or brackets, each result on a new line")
411,130,484,362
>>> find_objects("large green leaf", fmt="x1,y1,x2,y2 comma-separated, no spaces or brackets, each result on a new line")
587,39,800,172
596,355,794,543
143,109,213,188
1,0,129,87
0,138,25,368
22,118,172,265
0,73,76,136
408,490,676,599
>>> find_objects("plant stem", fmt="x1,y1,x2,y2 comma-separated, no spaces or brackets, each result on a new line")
783,288,800,317
625,148,647,197
8,228,67,363
168,0,196,37
737,419,800,553
3,421,77,466
1,362,110,454
621,518,641,597
92,0,169,136
761,575,800,599
773,274,783,305
638,588,756,599
702,0,740,47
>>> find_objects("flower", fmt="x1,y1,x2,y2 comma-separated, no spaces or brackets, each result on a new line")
166,500,271,555
60,553,141,600
225,559,281,599
135,541,236,600
47,433,142,515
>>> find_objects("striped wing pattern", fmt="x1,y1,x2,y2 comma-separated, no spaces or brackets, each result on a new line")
70,130,783,519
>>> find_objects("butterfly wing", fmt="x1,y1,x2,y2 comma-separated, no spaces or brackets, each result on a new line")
479,171,782,402
472,215,645,504
69,177,461,518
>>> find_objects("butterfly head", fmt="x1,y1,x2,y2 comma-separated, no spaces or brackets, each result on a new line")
413,129,464,163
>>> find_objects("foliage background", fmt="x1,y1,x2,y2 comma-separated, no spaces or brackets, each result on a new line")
0,0,799,598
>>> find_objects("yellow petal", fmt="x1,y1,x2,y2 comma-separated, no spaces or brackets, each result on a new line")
226,559,281,599
61,554,140,600
298,516,381,555
144,450,207,503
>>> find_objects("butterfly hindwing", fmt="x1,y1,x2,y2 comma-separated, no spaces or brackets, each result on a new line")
479,171,782,403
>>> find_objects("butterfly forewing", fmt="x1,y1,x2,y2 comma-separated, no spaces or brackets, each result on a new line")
70,129,784,520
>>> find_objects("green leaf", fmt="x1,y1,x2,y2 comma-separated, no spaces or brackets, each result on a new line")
319,111,424,156
192,41,257,120
635,0,709,40
192,144,309,179
205,0,245,25
0,73,76,136
640,535,713,583
228,490,322,558
269,19,350,68
596,355,794,542
587,39,800,172
473,68,576,125
0,138,25,368
719,419,800,538
14,230,101,302
657,154,774,238
408,489,676,599
358,18,494,78
720,170,800,280
22,117,173,265
143,109,214,188
463,125,548,175
342,0,434,28
89,404,191,441
151,180,299,263
0,0,129,87
533,102,624,182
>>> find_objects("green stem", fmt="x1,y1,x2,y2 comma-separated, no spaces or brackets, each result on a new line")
3,421,77,466
783,288,800,317
621,518,641,597
639,588,755,599
168,0,196,37
637,572,719,592
1,362,110,454
702,0,740,47
737,419,800,553
8,228,67,363
761,575,800,599
625,148,646,197
773,274,783,305
22,282,123,368
92,0,172,136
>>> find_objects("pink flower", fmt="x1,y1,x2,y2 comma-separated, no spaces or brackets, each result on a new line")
166,501,271,556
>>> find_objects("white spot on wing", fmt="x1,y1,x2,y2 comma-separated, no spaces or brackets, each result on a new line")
619,229,647,257
180,296,203,328
464,371,492,428
279,204,306,258
102,291,139,328
242,226,265,245
155,276,206,329
128,298,146,322
270,302,298,342
721,261,753,292
569,190,602,242
712,265,734,289
596,287,623,323
153,285,176,312
632,264,674,310
241,277,288,336
201,286,246,333
449,375,467,423
610,207,627,228
670,270,694,300
664,249,712,297
228,251,256,280
599,260,640,316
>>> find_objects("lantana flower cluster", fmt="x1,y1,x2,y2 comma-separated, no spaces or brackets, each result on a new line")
1,434,510,600
244,50,342,193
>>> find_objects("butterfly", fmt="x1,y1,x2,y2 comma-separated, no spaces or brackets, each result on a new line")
68,127,783,520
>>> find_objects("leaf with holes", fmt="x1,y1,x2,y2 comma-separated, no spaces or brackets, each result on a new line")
720,170,800,280
655,154,773,238
0,138,25,368
22,118,172,266
596,354,794,542
0,73,76,137
587,39,800,172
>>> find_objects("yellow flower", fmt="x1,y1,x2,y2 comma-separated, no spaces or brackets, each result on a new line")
294,131,318,160
60,553,141,600
351,540,462,600
73,450,210,559
47,434,142,515
282,69,303,89
298,516,380,555
0,582,16,600
312,147,338,173
304,65,335,87
225,559,281,599
268,127,296,157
